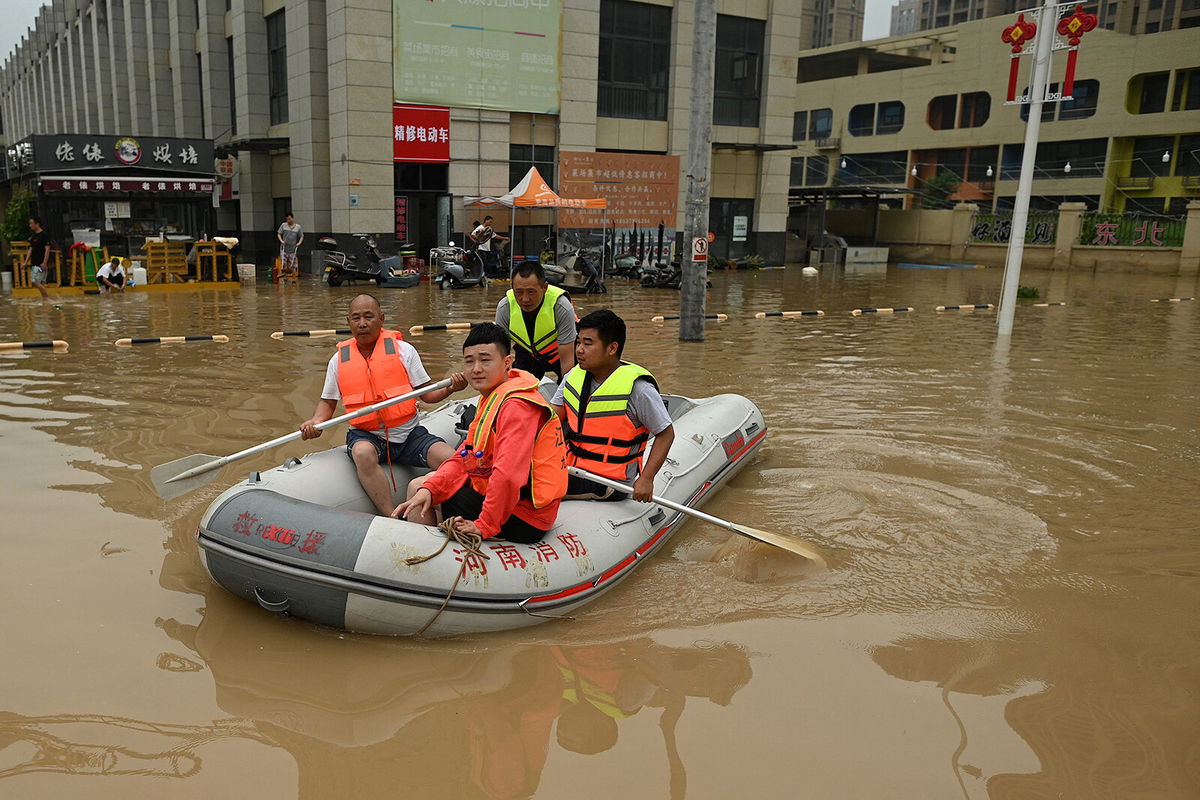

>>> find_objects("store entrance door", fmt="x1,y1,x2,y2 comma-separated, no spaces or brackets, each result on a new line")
708,198,755,262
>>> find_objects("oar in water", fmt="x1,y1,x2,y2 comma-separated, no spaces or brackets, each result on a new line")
151,378,454,500
270,329,351,339
566,467,827,566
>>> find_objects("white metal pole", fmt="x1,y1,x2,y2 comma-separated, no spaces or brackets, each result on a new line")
997,0,1057,336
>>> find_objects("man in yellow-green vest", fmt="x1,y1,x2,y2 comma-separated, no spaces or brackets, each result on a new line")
551,309,675,502
494,260,576,380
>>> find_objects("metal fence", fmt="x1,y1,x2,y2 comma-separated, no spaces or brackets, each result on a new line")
969,211,1058,245
1078,213,1186,247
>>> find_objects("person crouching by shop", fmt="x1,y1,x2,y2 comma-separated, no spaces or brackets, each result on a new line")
96,257,127,293
299,294,467,516
495,260,577,381
551,309,675,502
392,322,568,544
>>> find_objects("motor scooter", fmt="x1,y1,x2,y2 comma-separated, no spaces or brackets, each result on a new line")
318,234,401,286
430,242,488,290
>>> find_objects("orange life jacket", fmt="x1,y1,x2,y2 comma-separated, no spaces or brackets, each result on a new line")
335,330,416,432
463,370,568,508
560,363,657,482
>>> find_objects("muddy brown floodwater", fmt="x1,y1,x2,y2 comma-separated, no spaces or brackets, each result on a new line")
1,264,1197,799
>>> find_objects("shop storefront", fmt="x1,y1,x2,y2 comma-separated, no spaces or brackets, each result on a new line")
5,134,216,262
393,104,451,260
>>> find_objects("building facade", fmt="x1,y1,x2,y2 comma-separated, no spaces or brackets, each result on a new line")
791,16,1200,220
899,0,1198,37
1,0,820,268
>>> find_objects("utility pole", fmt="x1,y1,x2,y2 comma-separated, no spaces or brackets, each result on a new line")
680,0,716,342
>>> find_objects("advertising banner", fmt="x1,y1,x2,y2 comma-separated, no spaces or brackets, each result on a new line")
557,151,680,229
393,104,451,163
28,135,214,176
393,0,561,114
41,177,216,194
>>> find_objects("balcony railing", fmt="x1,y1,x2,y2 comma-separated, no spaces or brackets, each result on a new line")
814,137,840,149
1116,176,1154,189
1182,175,1200,189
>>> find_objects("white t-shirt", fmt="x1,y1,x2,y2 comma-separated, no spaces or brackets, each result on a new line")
551,370,673,436
97,261,125,280
471,224,494,251
321,338,433,443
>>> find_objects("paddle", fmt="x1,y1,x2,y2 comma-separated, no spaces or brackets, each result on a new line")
151,377,455,500
566,466,827,566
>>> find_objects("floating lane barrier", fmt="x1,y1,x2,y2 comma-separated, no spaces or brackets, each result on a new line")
1150,297,1194,303
850,307,915,316
0,340,70,351
754,310,825,318
935,303,995,311
115,335,230,346
650,314,728,322
408,321,486,333
270,329,351,339
1033,302,1067,307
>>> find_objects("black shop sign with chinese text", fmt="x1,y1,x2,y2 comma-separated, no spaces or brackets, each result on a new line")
26,134,215,177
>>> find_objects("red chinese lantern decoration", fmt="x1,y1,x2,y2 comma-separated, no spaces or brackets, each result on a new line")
1056,4,1098,99
1000,14,1037,103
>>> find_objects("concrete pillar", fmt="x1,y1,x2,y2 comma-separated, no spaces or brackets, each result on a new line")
145,0,176,136
286,0,332,236
232,0,270,140
73,12,96,132
105,0,126,133
950,202,978,261
755,0,803,265
1055,201,1087,269
123,0,152,132
168,0,203,138
326,0,392,235
1180,201,1200,276
238,150,275,237
559,0,598,153
89,3,114,133
196,0,230,141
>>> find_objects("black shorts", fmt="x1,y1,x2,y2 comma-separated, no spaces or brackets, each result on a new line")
440,482,548,544
564,473,628,502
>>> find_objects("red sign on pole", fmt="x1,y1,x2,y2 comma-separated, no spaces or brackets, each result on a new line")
393,104,450,163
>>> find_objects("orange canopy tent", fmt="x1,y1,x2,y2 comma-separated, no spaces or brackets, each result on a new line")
465,167,608,277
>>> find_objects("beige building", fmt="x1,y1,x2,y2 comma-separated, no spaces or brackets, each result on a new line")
791,16,1200,220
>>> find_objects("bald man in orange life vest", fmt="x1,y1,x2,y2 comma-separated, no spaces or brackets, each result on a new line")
299,294,467,515
393,322,568,543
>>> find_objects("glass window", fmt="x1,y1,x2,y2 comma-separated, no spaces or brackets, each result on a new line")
1134,72,1170,113
266,10,288,125
806,155,829,186
1059,79,1100,120
876,101,905,134
789,157,804,186
598,0,671,121
965,146,999,182
714,15,765,127
958,92,991,127
1130,136,1173,177
928,94,957,130
793,111,808,141
809,108,832,139
1172,67,1200,111
509,144,556,190
848,103,875,136
1178,133,1200,176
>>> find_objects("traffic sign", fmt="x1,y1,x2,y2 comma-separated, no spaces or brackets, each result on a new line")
692,237,708,262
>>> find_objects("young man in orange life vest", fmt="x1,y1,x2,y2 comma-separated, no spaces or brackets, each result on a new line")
299,294,467,515
392,322,568,543
551,309,675,502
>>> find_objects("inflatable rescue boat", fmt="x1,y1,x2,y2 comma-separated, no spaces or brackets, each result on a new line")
196,389,766,637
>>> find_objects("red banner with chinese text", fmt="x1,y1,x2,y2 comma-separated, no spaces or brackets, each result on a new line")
393,104,450,163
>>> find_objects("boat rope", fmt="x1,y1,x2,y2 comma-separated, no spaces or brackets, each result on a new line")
404,517,490,637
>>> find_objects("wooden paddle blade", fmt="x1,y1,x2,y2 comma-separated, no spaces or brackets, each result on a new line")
729,522,828,568
150,454,223,500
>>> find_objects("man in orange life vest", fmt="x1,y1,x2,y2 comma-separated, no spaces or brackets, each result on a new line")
494,260,576,380
551,309,675,502
392,322,568,543
299,294,467,515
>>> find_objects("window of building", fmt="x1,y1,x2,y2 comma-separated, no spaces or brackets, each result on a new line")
1020,81,1100,121
958,91,990,127
1130,136,1173,177
266,10,288,125
714,15,765,127
226,37,237,136
928,94,957,130
849,102,904,136
1178,133,1200,176
793,111,808,141
877,101,905,134
809,108,832,139
806,155,829,186
965,145,999,182
790,157,804,186
598,0,671,121
509,144,555,191
1131,72,1170,113
839,151,907,184
848,104,875,136
1171,67,1200,110
1001,138,1106,179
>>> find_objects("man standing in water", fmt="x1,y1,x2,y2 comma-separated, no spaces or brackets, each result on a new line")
299,294,467,515
21,216,52,300
494,261,577,380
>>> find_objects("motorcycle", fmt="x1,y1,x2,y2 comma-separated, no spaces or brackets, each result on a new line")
430,242,488,290
318,234,402,287
558,245,606,294
639,260,712,290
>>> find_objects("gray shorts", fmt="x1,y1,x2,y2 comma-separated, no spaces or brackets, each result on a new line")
346,425,444,468
31,265,47,284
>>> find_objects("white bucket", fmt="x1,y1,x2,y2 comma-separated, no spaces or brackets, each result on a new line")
237,263,256,283
130,266,148,287
1,271,11,291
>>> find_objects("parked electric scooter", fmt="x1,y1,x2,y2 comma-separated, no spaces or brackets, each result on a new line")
318,233,401,286
430,242,488,289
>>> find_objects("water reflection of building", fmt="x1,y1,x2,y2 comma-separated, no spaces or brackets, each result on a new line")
147,587,753,799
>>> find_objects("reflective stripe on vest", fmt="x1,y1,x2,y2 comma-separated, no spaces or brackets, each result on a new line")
464,369,568,509
336,330,416,431
561,363,656,482
506,284,568,366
